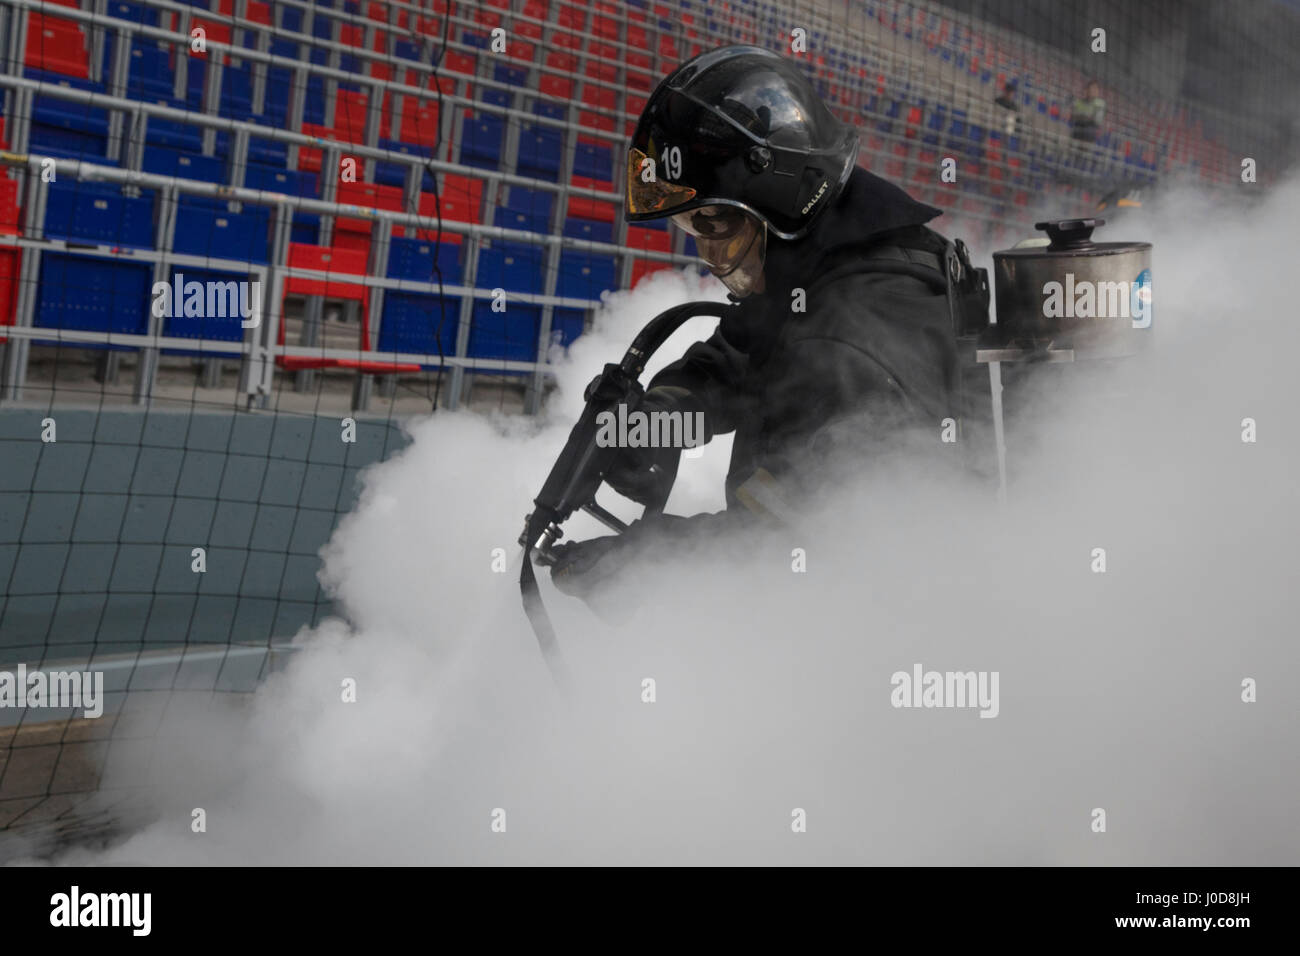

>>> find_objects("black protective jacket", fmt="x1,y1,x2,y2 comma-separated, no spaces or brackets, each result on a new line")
648,166,963,516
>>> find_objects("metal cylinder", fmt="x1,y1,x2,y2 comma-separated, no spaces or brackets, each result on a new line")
992,219,1152,359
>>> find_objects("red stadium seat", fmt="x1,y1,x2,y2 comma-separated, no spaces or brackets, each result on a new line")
25,12,90,77
540,73,574,100
416,175,484,242
444,50,476,76
546,51,578,73
567,176,617,223
281,245,371,361
558,4,587,29
627,226,673,286
335,181,405,240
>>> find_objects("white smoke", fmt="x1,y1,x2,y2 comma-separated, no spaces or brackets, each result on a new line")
33,180,1300,865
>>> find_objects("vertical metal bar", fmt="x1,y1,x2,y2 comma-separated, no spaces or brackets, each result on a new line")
135,183,179,404
323,0,342,130
105,26,132,162
445,237,480,412
352,212,392,411
89,0,109,86
286,62,306,169
120,106,146,201
250,0,270,115
447,172,497,411
242,200,290,409
9,85,34,155
318,144,339,246
988,360,1007,505
174,8,192,104
199,27,224,156
7,6,29,81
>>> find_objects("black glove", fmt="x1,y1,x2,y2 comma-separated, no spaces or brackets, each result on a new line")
549,515,689,601
603,387,702,507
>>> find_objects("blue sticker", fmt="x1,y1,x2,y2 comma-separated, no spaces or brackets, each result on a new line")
1131,268,1152,329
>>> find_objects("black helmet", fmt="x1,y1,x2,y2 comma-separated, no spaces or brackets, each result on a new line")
626,45,860,241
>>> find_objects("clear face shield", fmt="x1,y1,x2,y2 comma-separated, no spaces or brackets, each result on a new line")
670,205,768,298
626,146,769,298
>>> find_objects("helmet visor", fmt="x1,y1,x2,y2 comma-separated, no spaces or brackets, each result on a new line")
671,205,767,298
626,146,698,217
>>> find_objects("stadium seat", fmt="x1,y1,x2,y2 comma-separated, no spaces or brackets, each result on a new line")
494,187,554,234
626,226,673,285
516,124,564,182
387,237,463,285
557,251,616,300
173,197,271,264
415,174,483,242
378,291,462,363
34,253,152,344
459,112,505,170
467,300,542,363
475,240,545,294
44,181,154,249
160,266,252,351
25,11,91,78
573,137,615,181
280,244,371,366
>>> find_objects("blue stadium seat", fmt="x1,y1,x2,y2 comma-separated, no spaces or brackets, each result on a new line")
30,124,109,160
468,301,541,363
173,197,270,264
291,213,321,245
145,116,202,151
573,141,614,180
33,91,109,138
378,292,462,361
161,266,253,350
516,124,563,181
127,42,173,99
142,149,224,183
108,1,160,25
557,251,616,300
494,187,553,233
550,308,586,348
44,181,155,248
243,166,318,198
35,254,152,344
387,237,463,284
374,139,434,190
303,76,327,125
532,102,567,121
459,114,505,170
475,241,545,293
563,218,614,244
494,64,528,87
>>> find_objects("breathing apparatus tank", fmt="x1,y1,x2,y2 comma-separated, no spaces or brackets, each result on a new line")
970,218,1154,498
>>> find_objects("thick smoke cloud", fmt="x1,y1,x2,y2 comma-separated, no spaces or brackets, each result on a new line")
31,179,1300,865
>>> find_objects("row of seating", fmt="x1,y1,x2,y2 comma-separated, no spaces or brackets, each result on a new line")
0,0,1228,389
23,0,1240,182
21,0,1181,194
